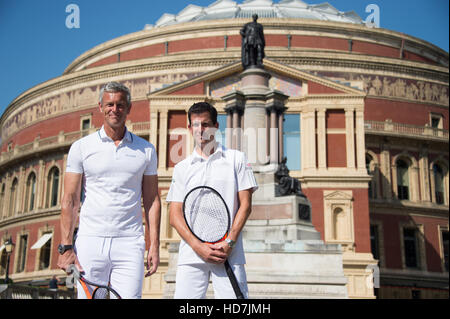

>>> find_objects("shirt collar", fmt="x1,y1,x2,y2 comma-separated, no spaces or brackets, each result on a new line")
190,142,225,164
98,125,133,143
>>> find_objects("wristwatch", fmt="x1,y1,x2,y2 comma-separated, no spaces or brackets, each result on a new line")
225,238,235,248
58,244,73,255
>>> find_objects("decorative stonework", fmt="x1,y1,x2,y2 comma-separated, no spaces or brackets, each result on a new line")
316,71,449,106
65,18,448,74
209,71,304,98
1,73,201,142
323,190,355,251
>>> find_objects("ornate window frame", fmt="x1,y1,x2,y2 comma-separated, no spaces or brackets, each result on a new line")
429,158,449,206
323,190,355,251
391,152,419,202
399,221,426,270
45,163,61,209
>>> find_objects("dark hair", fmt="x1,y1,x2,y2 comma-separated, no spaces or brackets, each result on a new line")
188,102,218,125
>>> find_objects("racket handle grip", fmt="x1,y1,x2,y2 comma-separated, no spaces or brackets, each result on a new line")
224,260,245,299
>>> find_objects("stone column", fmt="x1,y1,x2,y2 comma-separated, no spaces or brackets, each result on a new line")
429,164,437,204
266,92,288,165
226,108,232,149
240,68,271,166
232,109,241,150
269,106,278,164
411,166,420,202
18,167,26,213
302,110,316,171
317,108,326,169
345,108,355,169
149,110,158,146
419,147,431,202
222,91,245,151
380,142,392,200
158,110,168,170
36,160,45,209
2,174,11,218
355,110,366,171
278,112,284,163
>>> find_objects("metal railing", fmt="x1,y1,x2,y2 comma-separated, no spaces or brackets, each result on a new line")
0,284,75,299
0,121,151,166
364,120,449,141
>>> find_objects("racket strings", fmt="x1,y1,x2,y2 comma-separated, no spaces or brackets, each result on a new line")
92,287,109,299
184,188,229,243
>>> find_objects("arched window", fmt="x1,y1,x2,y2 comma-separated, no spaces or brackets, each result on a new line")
9,178,18,216
46,167,60,208
433,164,445,205
396,159,409,200
25,173,37,212
332,207,344,240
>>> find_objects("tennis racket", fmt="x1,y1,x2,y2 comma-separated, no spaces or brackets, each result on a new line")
67,265,122,299
182,185,244,299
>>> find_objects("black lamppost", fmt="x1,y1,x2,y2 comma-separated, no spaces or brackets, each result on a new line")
4,237,14,284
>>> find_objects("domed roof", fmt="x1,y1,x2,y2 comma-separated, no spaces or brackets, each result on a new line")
144,0,363,29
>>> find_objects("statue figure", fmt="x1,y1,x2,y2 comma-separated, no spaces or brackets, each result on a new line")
240,14,265,69
275,157,305,197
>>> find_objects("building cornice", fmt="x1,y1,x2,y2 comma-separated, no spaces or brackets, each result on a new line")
64,18,449,74
6,48,447,120
0,207,60,229
1,50,447,140
370,200,449,219
271,53,449,84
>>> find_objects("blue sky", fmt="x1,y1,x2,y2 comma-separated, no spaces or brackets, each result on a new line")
0,0,448,117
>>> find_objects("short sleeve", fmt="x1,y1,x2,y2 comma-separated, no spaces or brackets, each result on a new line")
166,164,185,202
236,152,258,193
66,140,83,174
144,144,158,175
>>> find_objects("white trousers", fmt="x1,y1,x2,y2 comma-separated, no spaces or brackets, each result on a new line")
74,235,146,299
174,262,248,299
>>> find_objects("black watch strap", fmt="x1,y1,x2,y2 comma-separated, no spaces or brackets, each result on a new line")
58,244,73,255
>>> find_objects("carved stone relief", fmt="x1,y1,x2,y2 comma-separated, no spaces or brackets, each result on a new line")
210,72,303,98
1,72,201,141
317,72,449,106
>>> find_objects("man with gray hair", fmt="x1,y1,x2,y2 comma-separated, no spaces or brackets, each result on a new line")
57,81,161,299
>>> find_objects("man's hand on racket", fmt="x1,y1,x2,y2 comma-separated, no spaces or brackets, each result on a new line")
212,240,232,258
57,249,83,274
193,241,228,264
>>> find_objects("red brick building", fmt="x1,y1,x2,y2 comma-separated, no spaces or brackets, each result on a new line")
0,0,448,298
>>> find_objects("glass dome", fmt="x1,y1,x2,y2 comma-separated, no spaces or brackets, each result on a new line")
144,0,363,29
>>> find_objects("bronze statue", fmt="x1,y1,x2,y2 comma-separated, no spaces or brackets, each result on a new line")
275,157,305,197
240,14,265,69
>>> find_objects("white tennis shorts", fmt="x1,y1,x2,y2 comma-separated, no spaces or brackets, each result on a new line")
74,235,146,299
174,262,248,299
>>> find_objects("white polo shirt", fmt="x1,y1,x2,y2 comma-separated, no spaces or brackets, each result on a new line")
66,126,157,237
166,143,258,265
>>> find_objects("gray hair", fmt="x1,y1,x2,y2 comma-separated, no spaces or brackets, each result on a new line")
99,81,131,106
